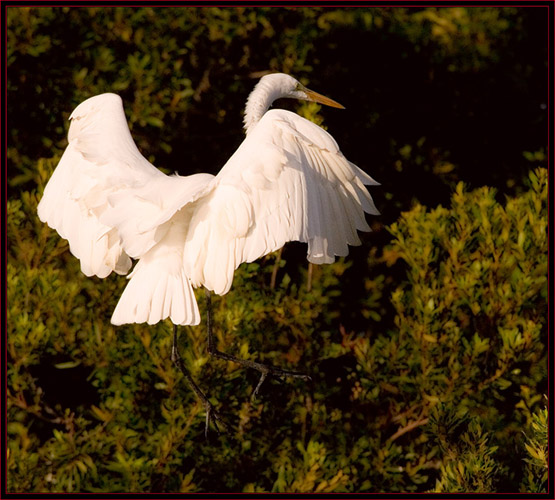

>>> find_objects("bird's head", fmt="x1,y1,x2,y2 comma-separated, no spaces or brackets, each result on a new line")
260,73,345,109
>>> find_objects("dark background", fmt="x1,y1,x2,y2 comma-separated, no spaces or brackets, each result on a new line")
6,5,550,494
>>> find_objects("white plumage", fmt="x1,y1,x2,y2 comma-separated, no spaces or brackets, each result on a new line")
38,73,380,326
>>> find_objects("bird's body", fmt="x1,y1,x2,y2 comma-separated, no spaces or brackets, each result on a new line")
38,73,379,327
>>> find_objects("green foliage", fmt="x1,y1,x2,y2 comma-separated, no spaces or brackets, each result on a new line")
7,6,546,200
7,162,547,492
521,404,548,492
428,407,506,492
7,6,348,189
382,168,547,407
377,167,547,492
397,7,516,70
7,6,548,494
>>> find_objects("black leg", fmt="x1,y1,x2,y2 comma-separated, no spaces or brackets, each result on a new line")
170,324,228,437
204,288,311,399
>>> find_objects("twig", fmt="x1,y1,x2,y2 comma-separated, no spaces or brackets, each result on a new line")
388,417,429,442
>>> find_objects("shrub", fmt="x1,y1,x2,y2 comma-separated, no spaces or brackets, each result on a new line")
7,159,547,492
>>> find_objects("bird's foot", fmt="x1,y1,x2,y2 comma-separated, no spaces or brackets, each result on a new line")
209,349,310,400
250,363,311,400
204,291,310,401
202,398,231,438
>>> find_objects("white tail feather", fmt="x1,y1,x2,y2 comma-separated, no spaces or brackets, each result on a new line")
111,257,200,326
111,214,201,326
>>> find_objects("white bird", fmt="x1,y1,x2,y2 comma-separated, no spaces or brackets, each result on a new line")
37,73,380,433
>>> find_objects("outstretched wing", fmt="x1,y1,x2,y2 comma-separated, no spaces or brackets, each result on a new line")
37,93,166,277
38,93,216,326
183,108,380,295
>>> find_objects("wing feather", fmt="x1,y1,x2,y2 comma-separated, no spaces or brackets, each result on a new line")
37,93,164,277
38,93,212,325
184,109,380,294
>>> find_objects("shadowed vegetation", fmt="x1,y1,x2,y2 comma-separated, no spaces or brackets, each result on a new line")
7,6,548,493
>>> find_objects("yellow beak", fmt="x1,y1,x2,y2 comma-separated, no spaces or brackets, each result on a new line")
303,88,345,109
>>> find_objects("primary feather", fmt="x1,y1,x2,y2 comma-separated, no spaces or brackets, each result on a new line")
38,73,379,325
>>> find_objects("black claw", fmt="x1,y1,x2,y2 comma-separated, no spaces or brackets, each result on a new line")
206,407,221,437
251,371,268,400
248,366,312,399
204,403,231,437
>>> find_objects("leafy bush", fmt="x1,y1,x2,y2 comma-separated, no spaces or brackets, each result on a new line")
7,161,547,492
7,6,547,203
7,6,548,493
520,404,548,492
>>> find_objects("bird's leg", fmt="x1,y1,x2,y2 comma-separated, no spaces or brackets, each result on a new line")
205,289,311,400
170,324,229,437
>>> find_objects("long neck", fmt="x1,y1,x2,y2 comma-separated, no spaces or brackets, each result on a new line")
243,79,284,135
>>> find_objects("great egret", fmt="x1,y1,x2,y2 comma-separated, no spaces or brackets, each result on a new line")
37,73,380,434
